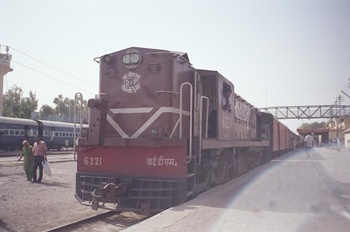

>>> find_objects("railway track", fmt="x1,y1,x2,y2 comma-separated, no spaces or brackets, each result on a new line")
0,149,74,157
1,159,149,232
45,210,148,232
0,151,75,167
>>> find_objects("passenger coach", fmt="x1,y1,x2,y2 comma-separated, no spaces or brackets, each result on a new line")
0,116,84,151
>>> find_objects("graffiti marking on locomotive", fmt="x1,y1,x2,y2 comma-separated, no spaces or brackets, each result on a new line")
84,157,102,166
235,101,250,121
121,72,141,93
222,115,234,130
146,156,178,167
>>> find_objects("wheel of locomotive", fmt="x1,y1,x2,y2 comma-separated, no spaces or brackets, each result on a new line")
248,154,255,170
261,151,268,164
213,158,226,186
236,152,245,176
224,154,236,180
196,159,212,192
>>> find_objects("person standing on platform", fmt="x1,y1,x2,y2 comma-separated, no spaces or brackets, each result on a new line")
32,135,47,183
65,138,69,152
304,132,314,155
17,140,33,181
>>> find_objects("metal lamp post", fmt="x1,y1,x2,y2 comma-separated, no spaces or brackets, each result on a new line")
74,92,83,160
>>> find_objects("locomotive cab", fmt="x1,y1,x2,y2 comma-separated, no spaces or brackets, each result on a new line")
194,70,236,141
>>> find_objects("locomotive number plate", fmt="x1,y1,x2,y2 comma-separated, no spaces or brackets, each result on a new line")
84,157,102,166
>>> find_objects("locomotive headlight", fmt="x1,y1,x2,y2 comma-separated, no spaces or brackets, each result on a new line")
122,49,142,69
123,53,141,64
149,129,159,138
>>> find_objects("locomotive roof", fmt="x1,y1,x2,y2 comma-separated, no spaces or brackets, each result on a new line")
168,50,190,63
120,47,190,63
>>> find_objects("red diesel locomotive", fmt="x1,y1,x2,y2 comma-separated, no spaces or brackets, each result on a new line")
75,47,296,215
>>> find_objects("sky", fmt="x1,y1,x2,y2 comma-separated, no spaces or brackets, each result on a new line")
1,0,350,133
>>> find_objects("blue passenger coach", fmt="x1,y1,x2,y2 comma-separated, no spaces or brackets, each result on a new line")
0,116,85,151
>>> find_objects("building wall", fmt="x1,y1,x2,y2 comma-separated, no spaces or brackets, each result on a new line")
344,132,350,148
329,116,350,146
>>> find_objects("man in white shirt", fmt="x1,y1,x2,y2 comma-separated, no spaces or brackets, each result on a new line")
304,132,314,155
32,135,48,183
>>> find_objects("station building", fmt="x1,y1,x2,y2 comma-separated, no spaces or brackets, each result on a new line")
297,116,350,147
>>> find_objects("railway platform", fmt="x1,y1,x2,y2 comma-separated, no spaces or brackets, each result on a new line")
123,147,350,232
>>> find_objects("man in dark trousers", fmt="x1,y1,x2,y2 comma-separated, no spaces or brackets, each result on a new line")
32,135,47,183
304,132,314,155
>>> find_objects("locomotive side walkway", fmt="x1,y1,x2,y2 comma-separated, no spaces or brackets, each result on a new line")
124,147,350,232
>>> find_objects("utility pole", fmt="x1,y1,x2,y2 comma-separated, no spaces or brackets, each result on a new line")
336,95,343,104
342,78,350,99
0,46,13,116
74,92,83,160
334,95,345,146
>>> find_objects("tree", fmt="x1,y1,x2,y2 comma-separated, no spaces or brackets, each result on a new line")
21,91,38,118
3,85,38,118
53,94,68,115
298,121,327,130
39,104,55,119
52,94,88,123
3,85,88,123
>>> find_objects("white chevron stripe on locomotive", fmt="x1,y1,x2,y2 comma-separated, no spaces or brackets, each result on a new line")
107,107,190,139
110,108,153,114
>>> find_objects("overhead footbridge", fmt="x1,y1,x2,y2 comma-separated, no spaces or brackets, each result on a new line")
259,105,350,119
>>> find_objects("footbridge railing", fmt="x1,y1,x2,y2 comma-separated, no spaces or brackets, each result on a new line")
259,105,350,119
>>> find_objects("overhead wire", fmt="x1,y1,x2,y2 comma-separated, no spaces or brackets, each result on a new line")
1,44,98,99
11,60,96,96
7,45,97,88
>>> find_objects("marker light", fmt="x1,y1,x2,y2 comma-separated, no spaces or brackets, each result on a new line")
102,54,114,65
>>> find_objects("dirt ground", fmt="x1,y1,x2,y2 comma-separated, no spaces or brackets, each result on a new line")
0,159,109,232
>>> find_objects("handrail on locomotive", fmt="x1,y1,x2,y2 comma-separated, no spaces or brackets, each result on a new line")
198,96,209,165
179,82,193,164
